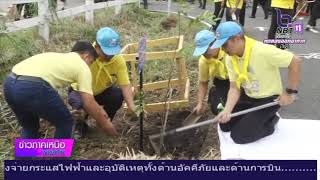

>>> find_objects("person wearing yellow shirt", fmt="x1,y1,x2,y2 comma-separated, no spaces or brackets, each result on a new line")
225,0,243,24
3,40,118,139
68,27,136,127
212,22,301,144
192,30,229,116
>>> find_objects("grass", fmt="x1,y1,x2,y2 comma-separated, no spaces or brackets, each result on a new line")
0,4,220,175
0,30,42,81
0,4,205,84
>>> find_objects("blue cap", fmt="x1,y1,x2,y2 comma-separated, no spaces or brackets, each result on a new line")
193,30,216,56
96,27,121,55
212,22,242,48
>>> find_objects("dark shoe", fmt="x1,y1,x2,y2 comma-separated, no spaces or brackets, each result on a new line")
305,28,310,31
305,25,312,31
264,16,268,19
305,25,319,33
271,114,280,126
249,15,255,18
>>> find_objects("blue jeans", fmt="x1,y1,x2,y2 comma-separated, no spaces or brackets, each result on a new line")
3,76,74,139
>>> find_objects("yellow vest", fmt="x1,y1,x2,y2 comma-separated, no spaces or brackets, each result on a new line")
226,36,294,98
13,52,93,94
71,54,130,95
226,0,244,9
271,0,294,9
208,50,228,80
230,36,257,89
198,49,229,82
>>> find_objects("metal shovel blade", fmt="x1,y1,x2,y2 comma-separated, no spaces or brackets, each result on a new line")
182,110,203,126
149,101,279,152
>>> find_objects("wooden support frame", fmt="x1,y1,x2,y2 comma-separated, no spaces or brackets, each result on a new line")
120,36,190,113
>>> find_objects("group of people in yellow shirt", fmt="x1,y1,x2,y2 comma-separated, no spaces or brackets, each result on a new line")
193,21,301,144
3,27,135,139
3,2,302,144
195,0,304,143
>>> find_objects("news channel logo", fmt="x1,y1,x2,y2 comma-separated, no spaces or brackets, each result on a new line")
264,8,306,49
275,8,304,39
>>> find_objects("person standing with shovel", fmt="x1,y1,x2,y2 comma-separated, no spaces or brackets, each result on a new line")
212,21,301,144
192,30,229,117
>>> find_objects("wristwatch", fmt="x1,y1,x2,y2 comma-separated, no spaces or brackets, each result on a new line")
286,88,298,95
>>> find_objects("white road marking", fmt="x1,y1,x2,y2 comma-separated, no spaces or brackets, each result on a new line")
255,27,266,32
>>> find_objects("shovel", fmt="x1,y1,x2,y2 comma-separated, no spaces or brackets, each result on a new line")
149,101,279,152
181,110,203,126
292,0,315,21
210,8,224,31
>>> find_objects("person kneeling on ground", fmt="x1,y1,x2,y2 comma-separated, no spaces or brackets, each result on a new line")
192,30,229,116
3,40,118,139
213,22,301,144
68,27,136,136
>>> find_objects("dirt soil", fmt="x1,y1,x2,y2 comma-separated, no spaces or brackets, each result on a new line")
1,85,221,160
69,87,219,159
73,108,215,159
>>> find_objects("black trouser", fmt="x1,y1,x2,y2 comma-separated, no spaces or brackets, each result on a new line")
267,8,294,49
267,0,271,12
239,0,246,26
212,1,225,30
16,3,33,19
208,79,230,115
294,1,298,15
251,0,268,18
306,1,313,14
198,0,207,9
226,8,241,23
68,86,124,120
219,92,280,144
94,86,124,119
308,0,320,27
